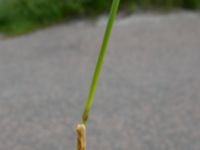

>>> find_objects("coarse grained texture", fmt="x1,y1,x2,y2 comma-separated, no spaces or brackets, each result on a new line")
0,12,200,150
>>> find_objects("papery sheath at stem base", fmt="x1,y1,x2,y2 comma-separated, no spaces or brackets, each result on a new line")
76,124,86,150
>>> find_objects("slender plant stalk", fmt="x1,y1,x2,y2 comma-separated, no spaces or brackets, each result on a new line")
82,0,120,125
76,1,120,150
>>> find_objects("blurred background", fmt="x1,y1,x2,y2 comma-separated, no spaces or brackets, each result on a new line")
0,0,200,34
0,0,200,150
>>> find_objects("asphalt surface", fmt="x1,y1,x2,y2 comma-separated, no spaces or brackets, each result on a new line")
0,12,200,150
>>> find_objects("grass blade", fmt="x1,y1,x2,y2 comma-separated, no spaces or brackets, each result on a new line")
82,0,121,124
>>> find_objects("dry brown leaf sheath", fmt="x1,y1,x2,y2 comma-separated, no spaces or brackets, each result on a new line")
76,124,86,150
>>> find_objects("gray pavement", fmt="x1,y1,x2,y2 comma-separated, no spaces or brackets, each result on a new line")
0,12,200,150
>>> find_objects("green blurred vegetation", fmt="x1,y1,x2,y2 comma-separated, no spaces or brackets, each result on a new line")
0,0,199,34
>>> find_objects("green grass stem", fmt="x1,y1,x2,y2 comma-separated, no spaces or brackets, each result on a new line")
82,0,120,124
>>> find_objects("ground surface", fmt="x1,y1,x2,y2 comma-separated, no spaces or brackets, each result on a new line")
0,12,200,150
